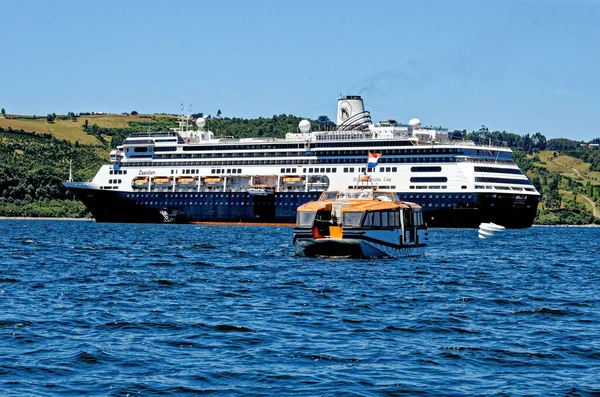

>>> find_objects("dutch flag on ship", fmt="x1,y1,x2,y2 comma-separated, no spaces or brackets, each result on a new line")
367,152,382,168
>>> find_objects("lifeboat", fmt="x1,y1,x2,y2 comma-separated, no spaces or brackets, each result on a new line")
131,176,150,189
175,175,198,191
282,176,304,187
152,176,173,188
203,177,224,186
293,189,427,258
176,176,198,185
247,184,275,196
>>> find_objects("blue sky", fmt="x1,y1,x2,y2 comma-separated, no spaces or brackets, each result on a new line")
1,0,599,140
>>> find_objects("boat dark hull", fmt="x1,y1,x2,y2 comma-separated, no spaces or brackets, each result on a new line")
65,186,539,228
293,230,427,258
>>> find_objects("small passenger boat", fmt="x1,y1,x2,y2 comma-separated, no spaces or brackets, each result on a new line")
293,189,427,258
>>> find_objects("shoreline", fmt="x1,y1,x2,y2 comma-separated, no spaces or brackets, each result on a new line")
0,217,598,227
0,217,93,221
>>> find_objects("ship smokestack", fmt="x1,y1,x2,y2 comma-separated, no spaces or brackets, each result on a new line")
337,95,365,126
336,95,372,131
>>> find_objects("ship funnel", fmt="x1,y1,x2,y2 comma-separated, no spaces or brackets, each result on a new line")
336,95,372,131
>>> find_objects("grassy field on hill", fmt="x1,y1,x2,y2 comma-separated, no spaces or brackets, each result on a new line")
535,151,600,185
0,118,52,135
0,114,176,145
524,150,600,224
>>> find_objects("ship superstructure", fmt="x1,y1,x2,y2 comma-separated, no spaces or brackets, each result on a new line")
64,96,540,228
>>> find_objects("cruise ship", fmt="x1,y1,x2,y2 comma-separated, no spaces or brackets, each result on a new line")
64,96,540,228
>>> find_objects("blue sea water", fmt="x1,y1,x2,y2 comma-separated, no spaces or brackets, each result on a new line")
0,221,599,396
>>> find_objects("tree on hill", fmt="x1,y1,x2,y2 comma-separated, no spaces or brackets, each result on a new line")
131,110,138,115
546,138,581,151
317,115,334,127
1,108,5,116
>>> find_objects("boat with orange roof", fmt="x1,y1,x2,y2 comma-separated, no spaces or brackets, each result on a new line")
293,187,427,258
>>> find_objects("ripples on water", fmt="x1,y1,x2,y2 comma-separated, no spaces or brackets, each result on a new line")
0,221,599,396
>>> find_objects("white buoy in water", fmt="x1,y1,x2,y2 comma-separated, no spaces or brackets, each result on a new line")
478,222,505,239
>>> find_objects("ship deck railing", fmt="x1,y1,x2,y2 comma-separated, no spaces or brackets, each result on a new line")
456,157,515,165
424,139,511,150
130,132,180,138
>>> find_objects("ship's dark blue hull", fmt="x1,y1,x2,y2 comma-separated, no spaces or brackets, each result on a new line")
66,187,539,228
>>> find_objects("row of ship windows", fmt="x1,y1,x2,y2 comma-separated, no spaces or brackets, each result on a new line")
347,185,397,189
178,141,417,152
126,193,319,199
410,177,447,183
108,179,122,184
152,152,473,160
161,147,467,157
475,177,532,185
109,170,128,175
112,166,523,178
170,169,245,175
474,166,522,175
122,157,459,168
409,186,449,190
134,200,467,208
126,193,474,200
122,166,523,177
475,185,536,192
215,168,241,174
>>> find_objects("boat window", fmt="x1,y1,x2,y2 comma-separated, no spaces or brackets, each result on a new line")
373,212,381,227
338,190,372,200
374,192,393,202
404,210,413,227
388,211,396,226
343,212,363,227
381,212,389,227
318,191,338,201
363,212,374,227
296,211,316,227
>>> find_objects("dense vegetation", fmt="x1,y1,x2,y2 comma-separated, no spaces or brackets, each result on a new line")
1,112,600,224
193,114,323,140
0,126,106,218
84,116,177,147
